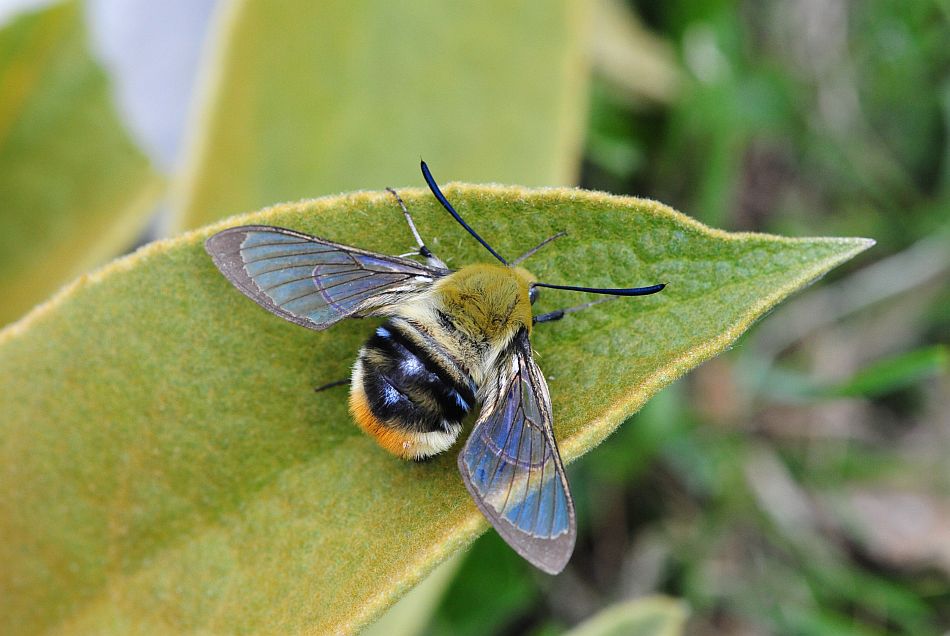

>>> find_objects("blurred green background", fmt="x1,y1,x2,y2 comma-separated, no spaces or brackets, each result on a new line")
1,0,948,634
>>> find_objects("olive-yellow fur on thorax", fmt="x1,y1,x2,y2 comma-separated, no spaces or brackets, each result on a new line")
435,263,535,341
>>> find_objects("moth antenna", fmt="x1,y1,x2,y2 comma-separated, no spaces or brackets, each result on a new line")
511,231,566,266
420,160,508,265
531,282,666,297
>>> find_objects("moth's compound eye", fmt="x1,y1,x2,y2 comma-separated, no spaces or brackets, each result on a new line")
529,286,539,305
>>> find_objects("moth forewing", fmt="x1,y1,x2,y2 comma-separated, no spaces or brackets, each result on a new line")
458,330,577,575
204,225,444,331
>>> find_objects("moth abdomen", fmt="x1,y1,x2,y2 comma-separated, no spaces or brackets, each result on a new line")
349,319,475,459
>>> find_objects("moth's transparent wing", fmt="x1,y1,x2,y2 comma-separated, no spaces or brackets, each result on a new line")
205,225,446,330
458,328,576,574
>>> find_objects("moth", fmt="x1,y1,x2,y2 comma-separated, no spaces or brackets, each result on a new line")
205,162,664,574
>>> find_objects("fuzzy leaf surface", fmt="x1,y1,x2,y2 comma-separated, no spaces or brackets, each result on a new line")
0,186,872,634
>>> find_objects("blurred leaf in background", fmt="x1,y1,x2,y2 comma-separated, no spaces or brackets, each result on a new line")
565,596,687,636
172,0,591,230
822,345,948,399
0,0,161,325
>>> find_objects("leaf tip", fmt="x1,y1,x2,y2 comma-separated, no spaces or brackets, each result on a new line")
824,236,876,260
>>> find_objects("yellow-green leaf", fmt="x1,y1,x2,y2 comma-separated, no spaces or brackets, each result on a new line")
565,596,688,636
0,1,162,326
172,0,590,230
0,186,872,634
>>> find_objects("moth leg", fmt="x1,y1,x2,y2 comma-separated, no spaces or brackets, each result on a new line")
511,231,567,266
533,295,619,325
314,378,350,393
386,187,449,269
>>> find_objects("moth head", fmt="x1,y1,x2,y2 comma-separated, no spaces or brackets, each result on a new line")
421,159,666,313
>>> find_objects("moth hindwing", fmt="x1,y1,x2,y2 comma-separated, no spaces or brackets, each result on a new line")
457,328,576,574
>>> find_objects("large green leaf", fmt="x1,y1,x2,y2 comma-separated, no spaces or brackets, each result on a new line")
172,0,590,230
0,186,871,634
0,1,162,326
